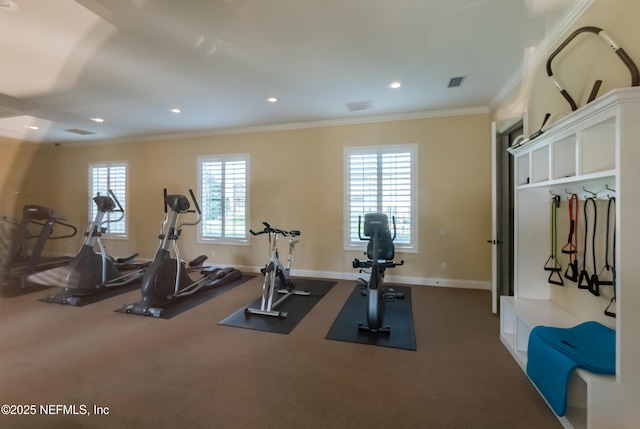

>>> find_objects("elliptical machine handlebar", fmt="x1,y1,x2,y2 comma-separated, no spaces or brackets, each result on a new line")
188,189,202,215
99,189,125,225
174,189,202,230
250,221,301,237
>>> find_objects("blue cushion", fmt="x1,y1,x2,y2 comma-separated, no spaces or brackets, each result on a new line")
526,321,615,416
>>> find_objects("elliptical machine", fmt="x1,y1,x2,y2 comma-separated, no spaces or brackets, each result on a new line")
352,213,404,334
124,189,242,317
28,190,148,305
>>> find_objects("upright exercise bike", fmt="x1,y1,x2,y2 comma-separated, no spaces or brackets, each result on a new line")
124,189,242,317
28,190,148,305
352,213,404,334
246,221,309,318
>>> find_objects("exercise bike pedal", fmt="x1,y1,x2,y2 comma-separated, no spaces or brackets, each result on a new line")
245,307,288,318
385,288,405,301
358,323,391,335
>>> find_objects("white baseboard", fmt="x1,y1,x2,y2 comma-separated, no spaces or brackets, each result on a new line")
236,265,490,291
36,253,491,291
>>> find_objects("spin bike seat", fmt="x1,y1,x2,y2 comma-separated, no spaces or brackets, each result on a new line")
289,230,301,237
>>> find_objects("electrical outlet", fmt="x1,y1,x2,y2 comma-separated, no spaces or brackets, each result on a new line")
441,262,447,270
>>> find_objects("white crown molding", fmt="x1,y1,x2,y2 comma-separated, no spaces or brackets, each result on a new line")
489,0,595,109
63,106,490,147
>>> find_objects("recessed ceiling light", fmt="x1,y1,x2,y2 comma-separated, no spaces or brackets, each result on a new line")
90,117,104,123
25,125,39,130
388,81,401,89
266,97,278,103
169,108,181,113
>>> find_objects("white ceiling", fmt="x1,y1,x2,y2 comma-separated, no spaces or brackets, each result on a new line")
0,0,586,144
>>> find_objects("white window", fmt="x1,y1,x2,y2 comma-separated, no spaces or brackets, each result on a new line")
88,162,127,237
345,144,417,250
198,154,249,243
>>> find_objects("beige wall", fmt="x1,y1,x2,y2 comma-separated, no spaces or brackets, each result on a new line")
0,137,41,217
4,113,492,285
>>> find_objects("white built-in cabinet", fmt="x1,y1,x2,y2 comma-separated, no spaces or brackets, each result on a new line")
501,87,640,429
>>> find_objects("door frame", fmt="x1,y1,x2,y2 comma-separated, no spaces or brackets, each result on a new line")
491,119,523,313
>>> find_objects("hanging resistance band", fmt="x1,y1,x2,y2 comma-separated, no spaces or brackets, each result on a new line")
602,197,617,317
562,193,579,282
578,197,597,293
544,195,563,285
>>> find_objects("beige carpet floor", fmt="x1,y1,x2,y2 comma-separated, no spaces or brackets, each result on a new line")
0,276,561,428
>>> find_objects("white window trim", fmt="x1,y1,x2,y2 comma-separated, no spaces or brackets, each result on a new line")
343,143,418,254
197,153,250,246
88,161,128,240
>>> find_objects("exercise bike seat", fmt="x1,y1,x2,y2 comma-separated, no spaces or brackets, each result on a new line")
289,230,301,237
363,214,394,261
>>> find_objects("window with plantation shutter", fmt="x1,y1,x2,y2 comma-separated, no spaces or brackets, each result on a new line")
198,154,249,243
345,144,417,250
88,162,127,237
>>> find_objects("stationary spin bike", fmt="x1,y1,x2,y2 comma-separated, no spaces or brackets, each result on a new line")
124,189,242,317
352,213,404,334
246,221,310,318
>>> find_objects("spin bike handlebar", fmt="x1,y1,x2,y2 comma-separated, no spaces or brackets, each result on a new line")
250,221,301,237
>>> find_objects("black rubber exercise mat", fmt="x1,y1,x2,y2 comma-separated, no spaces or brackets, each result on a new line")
116,274,254,319
218,278,336,334
326,284,416,351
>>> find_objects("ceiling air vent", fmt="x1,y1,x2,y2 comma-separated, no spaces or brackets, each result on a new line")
346,101,373,112
65,128,96,135
448,76,466,88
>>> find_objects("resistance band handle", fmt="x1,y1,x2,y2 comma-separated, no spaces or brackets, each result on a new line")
548,269,564,286
544,255,562,272
564,261,579,282
604,297,616,318
561,219,576,254
588,274,601,297
578,269,591,290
